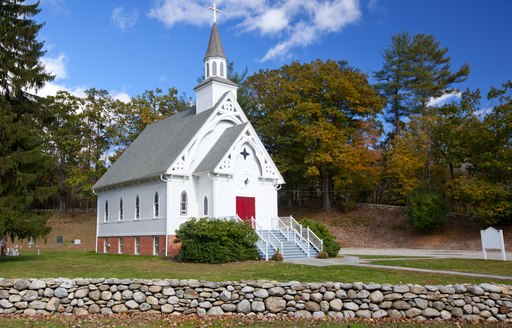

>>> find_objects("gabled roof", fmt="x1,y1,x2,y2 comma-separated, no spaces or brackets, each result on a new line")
194,123,248,174
93,107,215,190
204,23,226,60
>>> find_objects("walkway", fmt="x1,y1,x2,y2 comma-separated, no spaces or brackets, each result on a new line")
284,248,512,281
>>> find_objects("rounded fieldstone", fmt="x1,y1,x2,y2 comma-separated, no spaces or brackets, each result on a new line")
121,290,133,300
313,311,325,319
207,306,224,315
373,309,388,318
305,301,320,312
29,280,46,290
336,290,347,299
161,304,174,313
74,288,89,299
294,310,313,319
441,310,452,320
54,287,68,298
356,309,372,318
387,309,402,319
369,290,384,304
88,290,101,301
43,288,54,298
184,289,198,299
221,304,237,312
357,290,370,299
59,279,75,289
199,301,212,309
147,296,159,306
264,297,286,313
254,289,269,299
422,308,441,317
133,292,146,303
268,287,285,296
74,308,89,316
343,302,359,311
139,303,151,311
329,299,342,311
468,286,484,296
15,301,28,309
125,300,139,309
148,285,162,293
241,286,254,293
480,283,501,293
101,307,114,315
14,280,30,291
162,287,175,296
393,285,410,293
323,291,335,301
29,300,46,310
0,299,13,309
45,297,60,311
101,291,112,301
414,298,428,309
23,308,37,316
22,290,38,301
439,286,455,294
237,299,251,314
220,290,231,302
406,308,422,318
252,300,265,312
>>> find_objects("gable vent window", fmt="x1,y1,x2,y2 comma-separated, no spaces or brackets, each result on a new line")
180,191,188,215
204,196,208,216
154,192,159,218
104,200,109,222
212,61,217,76
220,62,224,77
135,195,140,220
119,198,124,221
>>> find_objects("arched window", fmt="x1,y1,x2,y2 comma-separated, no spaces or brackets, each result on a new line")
154,192,159,217
220,62,224,77
212,61,217,76
203,196,208,216
180,191,188,215
135,195,140,219
206,63,210,78
119,198,123,221
104,200,109,222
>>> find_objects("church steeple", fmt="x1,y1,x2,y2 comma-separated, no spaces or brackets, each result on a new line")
194,1,238,114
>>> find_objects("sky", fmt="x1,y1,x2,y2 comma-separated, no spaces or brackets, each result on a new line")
34,0,512,109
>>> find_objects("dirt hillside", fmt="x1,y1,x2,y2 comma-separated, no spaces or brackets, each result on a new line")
7,205,512,253
280,205,512,251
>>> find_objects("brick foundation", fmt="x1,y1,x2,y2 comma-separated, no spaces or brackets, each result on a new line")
97,235,177,257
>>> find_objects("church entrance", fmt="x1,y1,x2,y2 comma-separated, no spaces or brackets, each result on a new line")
236,196,255,221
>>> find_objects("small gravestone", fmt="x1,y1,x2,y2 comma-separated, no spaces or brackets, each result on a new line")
481,227,507,261
56,236,63,244
73,239,81,245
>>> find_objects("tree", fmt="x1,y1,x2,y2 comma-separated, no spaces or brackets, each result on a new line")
247,60,384,212
42,91,84,213
0,1,54,243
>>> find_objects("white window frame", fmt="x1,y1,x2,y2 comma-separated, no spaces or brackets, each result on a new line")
119,198,123,221
135,237,140,255
153,236,159,256
180,191,188,215
104,200,109,222
135,195,140,220
104,238,109,254
154,192,159,218
118,237,123,254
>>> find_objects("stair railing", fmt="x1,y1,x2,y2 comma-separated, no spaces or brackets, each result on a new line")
271,216,311,257
273,216,323,254
249,217,282,261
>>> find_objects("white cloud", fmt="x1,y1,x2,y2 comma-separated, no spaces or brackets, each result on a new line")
41,54,68,80
113,92,131,103
427,91,462,107
40,0,69,15
149,0,362,61
111,7,139,31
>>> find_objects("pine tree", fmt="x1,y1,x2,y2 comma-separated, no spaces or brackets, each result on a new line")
0,1,54,244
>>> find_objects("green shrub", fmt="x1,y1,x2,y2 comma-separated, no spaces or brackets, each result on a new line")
175,218,259,264
406,188,448,231
299,218,341,257
317,251,329,259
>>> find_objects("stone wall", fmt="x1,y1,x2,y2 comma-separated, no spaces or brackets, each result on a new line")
0,278,511,322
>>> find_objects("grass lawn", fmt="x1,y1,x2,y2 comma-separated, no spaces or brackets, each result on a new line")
0,315,508,328
1,251,511,285
369,258,512,277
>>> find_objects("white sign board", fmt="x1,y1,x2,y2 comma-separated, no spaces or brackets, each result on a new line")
480,227,507,261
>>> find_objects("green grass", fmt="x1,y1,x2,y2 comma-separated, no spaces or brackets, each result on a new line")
0,316,508,328
1,251,511,285
370,258,512,277
353,255,432,259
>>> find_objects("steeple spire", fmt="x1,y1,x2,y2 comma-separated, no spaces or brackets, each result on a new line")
194,1,238,115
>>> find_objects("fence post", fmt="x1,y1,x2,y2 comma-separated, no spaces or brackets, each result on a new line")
307,229,310,258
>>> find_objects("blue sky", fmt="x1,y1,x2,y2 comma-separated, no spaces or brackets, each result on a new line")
35,0,512,108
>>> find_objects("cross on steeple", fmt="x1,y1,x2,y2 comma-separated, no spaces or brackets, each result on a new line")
209,1,220,23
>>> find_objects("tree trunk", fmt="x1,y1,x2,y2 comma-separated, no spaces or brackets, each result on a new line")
58,192,67,214
286,190,293,208
321,167,331,212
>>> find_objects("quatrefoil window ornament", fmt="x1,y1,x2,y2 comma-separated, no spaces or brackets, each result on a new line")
224,101,234,112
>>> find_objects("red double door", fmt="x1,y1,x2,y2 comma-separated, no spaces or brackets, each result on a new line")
236,196,255,221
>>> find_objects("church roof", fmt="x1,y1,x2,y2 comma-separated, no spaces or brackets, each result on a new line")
194,76,238,91
93,106,215,190
204,23,226,60
194,123,248,174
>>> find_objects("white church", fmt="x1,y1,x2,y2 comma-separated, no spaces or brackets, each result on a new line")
93,3,322,259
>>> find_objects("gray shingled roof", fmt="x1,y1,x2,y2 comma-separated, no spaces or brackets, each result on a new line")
194,123,248,174
93,107,215,190
194,76,238,91
204,23,226,59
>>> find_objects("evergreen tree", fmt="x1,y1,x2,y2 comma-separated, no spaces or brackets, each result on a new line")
0,1,54,243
